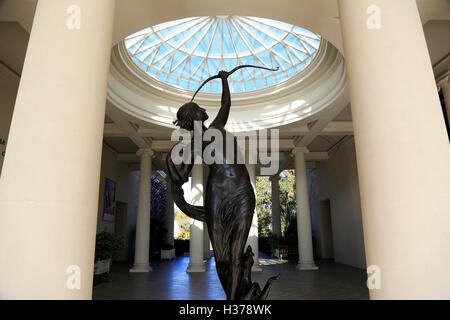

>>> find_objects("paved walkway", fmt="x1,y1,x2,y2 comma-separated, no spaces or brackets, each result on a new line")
93,253,369,300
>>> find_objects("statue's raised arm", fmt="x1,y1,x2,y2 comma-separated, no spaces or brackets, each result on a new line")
189,66,278,128
210,70,231,128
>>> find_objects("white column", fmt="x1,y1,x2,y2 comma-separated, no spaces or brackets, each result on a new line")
440,76,450,125
165,180,175,247
130,148,153,272
293,147,318,271
339,0,450,298
270,175,282,238
0,0,115,299
187,164,205,272
245,164,262,271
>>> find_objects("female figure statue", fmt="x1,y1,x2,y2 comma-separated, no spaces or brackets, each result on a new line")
166,69,279,300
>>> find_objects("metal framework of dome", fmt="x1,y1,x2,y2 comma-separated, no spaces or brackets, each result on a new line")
125,16,321,93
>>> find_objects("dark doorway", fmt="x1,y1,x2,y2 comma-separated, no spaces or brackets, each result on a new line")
318,199,334,259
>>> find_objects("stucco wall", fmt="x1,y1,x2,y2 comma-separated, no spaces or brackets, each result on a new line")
309,137,366,269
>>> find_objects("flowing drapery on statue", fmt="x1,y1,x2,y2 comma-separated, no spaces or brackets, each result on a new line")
166,66,280,300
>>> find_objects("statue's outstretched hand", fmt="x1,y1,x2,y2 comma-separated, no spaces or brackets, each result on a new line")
218,70,230,79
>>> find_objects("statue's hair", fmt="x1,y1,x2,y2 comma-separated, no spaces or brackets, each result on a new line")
173,102,200,131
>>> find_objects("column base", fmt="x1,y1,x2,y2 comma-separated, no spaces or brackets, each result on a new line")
296,261,319,270
129,263,152,273
186,263,206,273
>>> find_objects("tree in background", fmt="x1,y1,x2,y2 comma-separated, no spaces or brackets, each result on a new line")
279,169,297,242
170,171,298,242
255,170,297,238
175,210,190,239
255,176,272,237
255,170,298,255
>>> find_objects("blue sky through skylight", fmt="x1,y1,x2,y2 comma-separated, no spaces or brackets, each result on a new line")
125,16,321,93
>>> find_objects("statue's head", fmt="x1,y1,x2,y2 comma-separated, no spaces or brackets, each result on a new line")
173,102,208,131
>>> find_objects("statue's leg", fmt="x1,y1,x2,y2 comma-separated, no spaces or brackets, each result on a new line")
207,199,234,300
229,221,253,299
243,245,254,283
230,246,245,299
230,188,256,299
215,259,232,299
211,224,232,299
210,184,255,300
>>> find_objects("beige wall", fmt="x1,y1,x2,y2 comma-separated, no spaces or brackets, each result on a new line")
97,143,139,261
309,137,366,269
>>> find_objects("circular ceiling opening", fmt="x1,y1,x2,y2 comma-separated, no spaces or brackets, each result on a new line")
124,16,321,94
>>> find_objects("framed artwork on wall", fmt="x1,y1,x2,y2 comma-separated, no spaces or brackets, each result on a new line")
103,178,116,222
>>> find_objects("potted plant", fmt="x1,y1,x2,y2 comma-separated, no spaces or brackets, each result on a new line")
161,243,176,260
94,232,125,275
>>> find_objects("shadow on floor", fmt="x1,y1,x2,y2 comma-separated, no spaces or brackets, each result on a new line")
93,253,369,300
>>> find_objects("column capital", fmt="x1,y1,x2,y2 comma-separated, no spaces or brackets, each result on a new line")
137,148,154,157
291,146,309,155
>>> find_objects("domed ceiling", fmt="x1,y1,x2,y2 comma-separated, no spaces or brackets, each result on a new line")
124,16,321,94
107,16,347,132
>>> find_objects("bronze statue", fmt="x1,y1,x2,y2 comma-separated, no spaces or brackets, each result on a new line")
166,66,280,300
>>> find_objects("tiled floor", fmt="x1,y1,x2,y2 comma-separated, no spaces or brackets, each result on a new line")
93,253,369,300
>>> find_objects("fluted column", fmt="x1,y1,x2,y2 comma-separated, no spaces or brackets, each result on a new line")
165,180,174,246
187,163,205,272
270,175,282,238
245,164,262,271
0,0,115,299
339,0,450,298
293,147,318,271
130,148,153,272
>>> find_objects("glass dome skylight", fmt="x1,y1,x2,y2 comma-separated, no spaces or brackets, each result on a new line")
125,16,321,94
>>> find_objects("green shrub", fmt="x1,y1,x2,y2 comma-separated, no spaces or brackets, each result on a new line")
269,234,280,253
94,232,125,261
